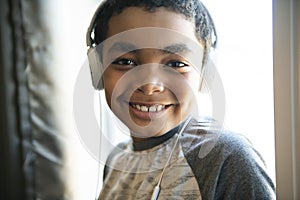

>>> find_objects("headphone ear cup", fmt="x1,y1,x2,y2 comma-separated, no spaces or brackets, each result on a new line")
88,47,104,90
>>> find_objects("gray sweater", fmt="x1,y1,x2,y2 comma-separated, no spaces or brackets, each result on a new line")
99,118,275,199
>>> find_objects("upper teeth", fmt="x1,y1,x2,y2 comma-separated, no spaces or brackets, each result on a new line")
132,104,165,112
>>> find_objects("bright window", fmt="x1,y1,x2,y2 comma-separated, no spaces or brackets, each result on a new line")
202,0,275,183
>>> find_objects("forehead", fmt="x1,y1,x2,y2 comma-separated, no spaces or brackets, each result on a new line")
107,7,200,44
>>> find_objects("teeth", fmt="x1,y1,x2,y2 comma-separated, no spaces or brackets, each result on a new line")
131,104,166,112
136,104,141,110
141,106,148,112
157,105,163,112
149,106,156,112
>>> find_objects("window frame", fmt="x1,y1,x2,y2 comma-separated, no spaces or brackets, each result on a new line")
273,0,300,199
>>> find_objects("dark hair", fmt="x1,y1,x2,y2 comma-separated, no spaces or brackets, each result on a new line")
87,0,217,53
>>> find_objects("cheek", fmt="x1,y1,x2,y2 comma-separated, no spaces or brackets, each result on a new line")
175,73,200,112
104,88,112,108
169,75,198,104
103,68,133,109
174,71,200,96
103,69,121,108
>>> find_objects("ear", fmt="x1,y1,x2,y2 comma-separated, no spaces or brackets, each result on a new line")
88,47,104,90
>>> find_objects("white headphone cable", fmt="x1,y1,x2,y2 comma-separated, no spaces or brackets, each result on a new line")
95,91,103,200
151,115,192,200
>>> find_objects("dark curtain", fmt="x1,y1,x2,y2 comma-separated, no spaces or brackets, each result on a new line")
0,0,31,199
0,0,67,199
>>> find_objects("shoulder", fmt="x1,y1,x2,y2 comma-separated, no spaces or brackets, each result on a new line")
180,119,275,199
181,118,261,161
216,130,260,160
181,119,267,176
214,132,276,199
103,141,129,181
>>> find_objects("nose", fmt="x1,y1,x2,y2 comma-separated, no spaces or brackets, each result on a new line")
138,82,164,95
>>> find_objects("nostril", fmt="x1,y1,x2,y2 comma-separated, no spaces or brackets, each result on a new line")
138,82,164,95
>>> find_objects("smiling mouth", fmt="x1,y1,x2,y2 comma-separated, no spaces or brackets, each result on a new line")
129,103,170,113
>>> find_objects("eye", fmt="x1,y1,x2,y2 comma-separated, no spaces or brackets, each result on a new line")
166,61,190,68
112,58,136,66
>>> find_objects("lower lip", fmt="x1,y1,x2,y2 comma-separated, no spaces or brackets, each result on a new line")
129,104,169,120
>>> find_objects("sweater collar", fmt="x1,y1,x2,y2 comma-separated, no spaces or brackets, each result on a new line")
132,124,180,151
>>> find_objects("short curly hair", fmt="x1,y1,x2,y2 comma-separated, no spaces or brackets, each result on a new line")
87,0,217,53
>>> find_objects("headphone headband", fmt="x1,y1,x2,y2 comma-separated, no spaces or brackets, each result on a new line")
86,3,105,90
86,2,103,49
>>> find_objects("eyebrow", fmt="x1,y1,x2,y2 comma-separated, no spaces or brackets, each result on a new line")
107,42,191,55
162,43,192,54
108,42,137,53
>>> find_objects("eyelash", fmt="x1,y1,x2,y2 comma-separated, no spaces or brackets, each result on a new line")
112,58,136,66
112,58,190,69
166,61,189,68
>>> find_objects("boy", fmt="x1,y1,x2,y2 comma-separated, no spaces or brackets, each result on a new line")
86,0,275,199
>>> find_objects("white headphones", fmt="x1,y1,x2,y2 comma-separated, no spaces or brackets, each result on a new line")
86,4,105,90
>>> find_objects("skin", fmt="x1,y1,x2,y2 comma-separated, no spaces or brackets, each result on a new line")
102,7,204,141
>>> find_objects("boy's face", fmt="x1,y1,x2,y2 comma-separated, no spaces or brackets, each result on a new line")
102,7,204,141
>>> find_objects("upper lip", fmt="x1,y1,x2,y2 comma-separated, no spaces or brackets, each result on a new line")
129,101,170,106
